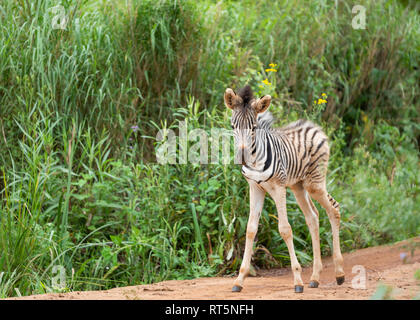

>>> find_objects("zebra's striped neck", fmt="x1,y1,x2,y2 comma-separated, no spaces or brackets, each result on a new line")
243,127,281,184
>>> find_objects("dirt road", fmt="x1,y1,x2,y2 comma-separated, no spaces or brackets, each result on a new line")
12,237,420,300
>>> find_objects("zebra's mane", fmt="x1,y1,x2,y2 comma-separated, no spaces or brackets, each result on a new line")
257,110,274,129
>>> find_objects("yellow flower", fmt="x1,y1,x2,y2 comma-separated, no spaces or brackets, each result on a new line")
362,114,368,123
265,68,277,72
269,63,277,68
262,78,271,85
317,98,327,104
322,93,327,97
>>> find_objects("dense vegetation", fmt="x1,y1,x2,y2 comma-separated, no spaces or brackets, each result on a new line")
0,0,418,297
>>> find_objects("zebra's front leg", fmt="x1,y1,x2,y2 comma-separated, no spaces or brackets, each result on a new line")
264,182,304,293
232,180,265,292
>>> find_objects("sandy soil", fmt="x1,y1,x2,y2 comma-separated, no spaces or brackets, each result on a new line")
10,237,420,300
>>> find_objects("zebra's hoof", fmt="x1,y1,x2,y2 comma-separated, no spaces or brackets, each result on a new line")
294,285,304,293
232,285,242,292
336,276,345,285
309,281,319,288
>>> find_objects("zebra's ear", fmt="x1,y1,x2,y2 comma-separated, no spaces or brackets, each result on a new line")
224,88,242,110
255,95,271,113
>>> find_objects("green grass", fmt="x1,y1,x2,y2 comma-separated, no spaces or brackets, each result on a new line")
0,0,419,297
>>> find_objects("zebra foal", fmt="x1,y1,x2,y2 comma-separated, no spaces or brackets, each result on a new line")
225,85,345,293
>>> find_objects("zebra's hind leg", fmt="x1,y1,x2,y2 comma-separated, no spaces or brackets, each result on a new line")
307,184,345,285
290,183,323,288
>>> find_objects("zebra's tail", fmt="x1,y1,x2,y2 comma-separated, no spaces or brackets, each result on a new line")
327,193,340,210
